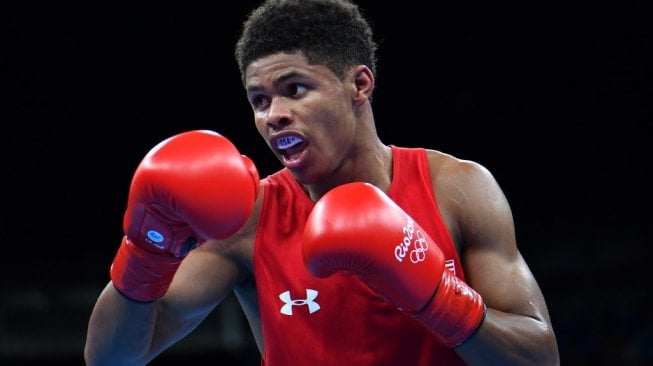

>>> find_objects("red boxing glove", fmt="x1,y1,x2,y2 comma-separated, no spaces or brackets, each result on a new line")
302,182,485,348
110,130,260,302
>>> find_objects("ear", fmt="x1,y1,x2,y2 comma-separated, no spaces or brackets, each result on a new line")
351,65,375,106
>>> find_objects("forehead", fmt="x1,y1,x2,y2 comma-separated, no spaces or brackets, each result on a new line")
244,52,338,90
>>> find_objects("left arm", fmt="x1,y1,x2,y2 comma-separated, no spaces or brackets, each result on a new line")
435,156,559,365
301,155,559,365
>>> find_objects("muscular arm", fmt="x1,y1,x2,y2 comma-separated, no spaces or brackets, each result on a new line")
84,283,159,366
84,130,260,365
84,243,245,366
85,185,263,365
432,153,559,365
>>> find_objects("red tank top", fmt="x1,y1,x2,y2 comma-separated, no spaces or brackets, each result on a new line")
254,146,466,365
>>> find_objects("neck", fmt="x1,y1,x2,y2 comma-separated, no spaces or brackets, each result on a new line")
305,141,392,202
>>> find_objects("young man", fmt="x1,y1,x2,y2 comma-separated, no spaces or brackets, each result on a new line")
85,0,560,365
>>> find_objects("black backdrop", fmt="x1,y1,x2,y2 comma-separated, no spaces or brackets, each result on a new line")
3,1,651,365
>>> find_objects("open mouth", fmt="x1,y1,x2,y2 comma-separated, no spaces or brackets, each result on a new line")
276,135,302,150
276,135,307,163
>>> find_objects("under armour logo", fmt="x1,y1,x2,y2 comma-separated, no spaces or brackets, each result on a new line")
279,289,320,315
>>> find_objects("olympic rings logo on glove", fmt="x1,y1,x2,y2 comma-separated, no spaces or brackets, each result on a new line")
409,230,428,264
395,218,430,263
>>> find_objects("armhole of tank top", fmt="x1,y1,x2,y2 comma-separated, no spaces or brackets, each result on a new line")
420,149,467,280
419,149,438,204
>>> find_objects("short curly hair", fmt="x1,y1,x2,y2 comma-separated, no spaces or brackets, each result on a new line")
234,0,378,83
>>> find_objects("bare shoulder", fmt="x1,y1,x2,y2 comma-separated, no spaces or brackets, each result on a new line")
423,149,513,251
423,149,502,206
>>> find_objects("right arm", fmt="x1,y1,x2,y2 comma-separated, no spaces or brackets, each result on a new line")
84,283,161,366
84,130,260,365
84,242,247,365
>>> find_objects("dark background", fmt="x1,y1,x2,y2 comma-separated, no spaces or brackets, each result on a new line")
3,1,651,365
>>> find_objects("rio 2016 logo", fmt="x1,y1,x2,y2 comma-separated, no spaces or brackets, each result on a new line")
394,218,429,264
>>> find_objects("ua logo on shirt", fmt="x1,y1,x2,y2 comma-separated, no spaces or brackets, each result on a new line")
279,289,320,315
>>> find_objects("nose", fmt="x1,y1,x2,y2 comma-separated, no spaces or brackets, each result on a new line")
265,97,292,129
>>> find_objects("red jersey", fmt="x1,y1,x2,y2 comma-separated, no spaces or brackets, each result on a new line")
254,146,466,365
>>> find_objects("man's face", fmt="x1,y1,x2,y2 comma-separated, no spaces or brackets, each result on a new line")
244,52,358,184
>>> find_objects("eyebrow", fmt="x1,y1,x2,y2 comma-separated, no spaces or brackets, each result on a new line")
246,70,309,94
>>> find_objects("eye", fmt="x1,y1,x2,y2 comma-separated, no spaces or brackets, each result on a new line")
286,83,308,98
249,94,270,110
